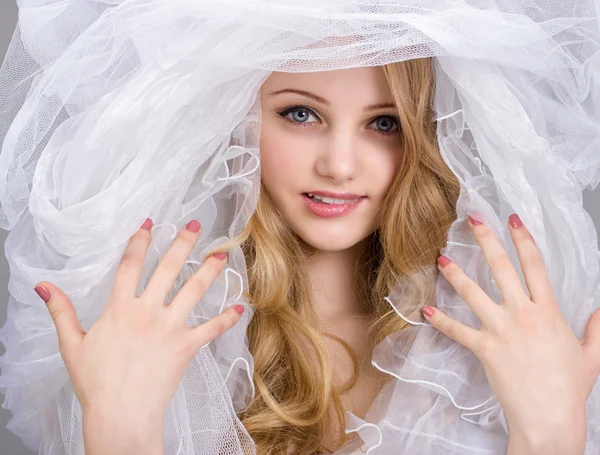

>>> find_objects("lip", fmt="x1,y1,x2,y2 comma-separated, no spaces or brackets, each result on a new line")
301,193,366,218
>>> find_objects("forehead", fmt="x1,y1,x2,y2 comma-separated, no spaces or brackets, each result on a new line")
260,66,394,103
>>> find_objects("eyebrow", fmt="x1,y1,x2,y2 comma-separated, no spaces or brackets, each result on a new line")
267,89,397,112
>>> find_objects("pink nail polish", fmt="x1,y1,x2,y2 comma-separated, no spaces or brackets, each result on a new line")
212,251,227,260
141,218,153,230
233,304,245,315
438,255,452,267
508,213,523,228
422,306,435,318
468,215,483,225
34,285,51,303
186,220,201,233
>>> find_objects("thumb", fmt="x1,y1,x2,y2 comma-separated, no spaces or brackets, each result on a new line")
35,282,85,354
581,307,600,371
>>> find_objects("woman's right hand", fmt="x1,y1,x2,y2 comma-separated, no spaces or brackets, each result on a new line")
34,218,245,452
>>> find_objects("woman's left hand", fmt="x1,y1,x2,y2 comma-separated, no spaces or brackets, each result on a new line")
423,213,600,455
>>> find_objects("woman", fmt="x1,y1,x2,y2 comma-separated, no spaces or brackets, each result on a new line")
1,2,600,455
31,62,600,455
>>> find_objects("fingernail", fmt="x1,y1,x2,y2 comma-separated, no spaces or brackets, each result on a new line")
233,304,245,315
422,306,435,318
438,255,451,268
212,251,227,261
34,285,51,303
468,215,483,226
141,218,153,230
508,213,523,229
185,220,201,233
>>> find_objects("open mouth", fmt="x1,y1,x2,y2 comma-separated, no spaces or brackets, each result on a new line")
301,193,366,218
303,193,364,205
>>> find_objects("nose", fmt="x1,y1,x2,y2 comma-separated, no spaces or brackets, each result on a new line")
314,129,359,183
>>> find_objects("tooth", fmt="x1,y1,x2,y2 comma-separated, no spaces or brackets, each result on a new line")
309,194,361,204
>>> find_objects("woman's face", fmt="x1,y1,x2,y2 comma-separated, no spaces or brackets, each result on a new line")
259,67,403,252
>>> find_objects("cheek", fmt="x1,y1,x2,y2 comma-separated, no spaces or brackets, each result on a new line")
368,146,402,197
259,124,311,190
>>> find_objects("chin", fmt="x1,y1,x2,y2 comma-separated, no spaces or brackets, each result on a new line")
295,227,371,252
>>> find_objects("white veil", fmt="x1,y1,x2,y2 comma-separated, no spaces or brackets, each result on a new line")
1,1,600,454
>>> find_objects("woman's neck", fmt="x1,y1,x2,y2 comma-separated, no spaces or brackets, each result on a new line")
304,240,368,323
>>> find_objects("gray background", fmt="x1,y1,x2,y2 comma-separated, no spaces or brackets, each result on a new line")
0,2,599,454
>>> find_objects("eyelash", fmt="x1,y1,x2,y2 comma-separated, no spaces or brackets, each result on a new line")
277,105,401,137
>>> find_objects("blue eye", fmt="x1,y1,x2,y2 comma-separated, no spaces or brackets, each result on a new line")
369,116,400,135
278,106,319,124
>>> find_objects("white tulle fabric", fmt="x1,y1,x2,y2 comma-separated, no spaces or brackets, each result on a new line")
1,1,600,454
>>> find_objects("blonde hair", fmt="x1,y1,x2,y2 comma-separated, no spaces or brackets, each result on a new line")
232,58,460,454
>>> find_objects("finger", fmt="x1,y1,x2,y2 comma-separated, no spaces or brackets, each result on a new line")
468,214,528,303
422,305,481,352
166,252,228,324
111,218,154,300
507,213,556,306
437,256,502,329
35,282,85,358
143,220,202,303
184,303,245,352
581,307,600,373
